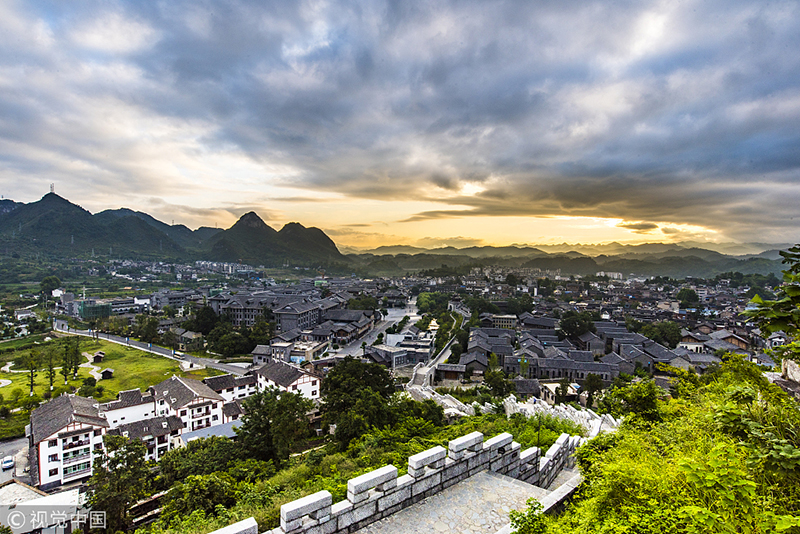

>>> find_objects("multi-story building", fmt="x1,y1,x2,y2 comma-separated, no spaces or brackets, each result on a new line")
107,415,184,462
150,376,225,432
28,395,109,491
202,374,258,402
255,360,321,400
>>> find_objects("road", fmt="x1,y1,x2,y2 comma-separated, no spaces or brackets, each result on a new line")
54,320,248,376
0,437,29,484
337,303,419,357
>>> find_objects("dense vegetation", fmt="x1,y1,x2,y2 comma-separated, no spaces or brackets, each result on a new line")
498,358,799,534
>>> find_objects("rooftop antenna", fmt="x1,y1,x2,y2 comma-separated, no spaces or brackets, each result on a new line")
50,183,54,193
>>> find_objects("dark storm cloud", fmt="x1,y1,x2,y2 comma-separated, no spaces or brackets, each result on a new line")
2,0,800,241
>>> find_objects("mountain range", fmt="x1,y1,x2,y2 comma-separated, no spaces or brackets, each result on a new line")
0,193,345,266
0,193,792,278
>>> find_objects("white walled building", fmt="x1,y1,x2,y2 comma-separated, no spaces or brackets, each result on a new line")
27,395,109,491
151,376,225,432
255,360,321,400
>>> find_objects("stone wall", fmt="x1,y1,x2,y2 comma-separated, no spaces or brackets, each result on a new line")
239,430,583,534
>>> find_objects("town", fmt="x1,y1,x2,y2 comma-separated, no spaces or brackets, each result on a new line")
0,252,796,532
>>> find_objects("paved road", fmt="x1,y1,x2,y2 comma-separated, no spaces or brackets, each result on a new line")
337,304,419,357
0,437,29,484
54,320,247,376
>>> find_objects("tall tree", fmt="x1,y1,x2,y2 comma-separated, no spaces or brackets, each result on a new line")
60,341,71,385
21,350,40,396
87,435,152,532
236,389,312,466
584,373,604,408
43,345,57,391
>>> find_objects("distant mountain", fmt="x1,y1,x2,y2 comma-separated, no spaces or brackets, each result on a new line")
0,199,18,215
96,208,221,249
0,193,184,258
0,194,345,265
205,212,346,266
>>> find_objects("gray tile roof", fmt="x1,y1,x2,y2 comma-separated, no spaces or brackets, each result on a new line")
222,400,245,418
256,360,306,387
30,395,109,445
101,389,154,411
108,415,184,440
150,376,224,410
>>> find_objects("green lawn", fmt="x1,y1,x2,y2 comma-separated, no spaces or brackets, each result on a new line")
0,337,224,438
0,412,29,439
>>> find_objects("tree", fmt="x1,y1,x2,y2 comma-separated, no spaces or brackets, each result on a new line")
236,389,312,466
161,472,238,522
485,369,513,398
87,435,152,532
158,436,243,488
320,357,394,445
39,276,61,295
559,311,596,340
598,379,663,422
21,350,40,396
162,305,177,318
640,321,682,348
584,373,603,408
555,377,570,405
677,288,700,306
746,244,800,338
43,345,57,391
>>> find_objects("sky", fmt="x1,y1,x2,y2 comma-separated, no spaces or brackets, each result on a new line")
1,0,799,250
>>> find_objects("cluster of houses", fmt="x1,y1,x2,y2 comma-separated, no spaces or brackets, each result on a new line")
27,353,322,491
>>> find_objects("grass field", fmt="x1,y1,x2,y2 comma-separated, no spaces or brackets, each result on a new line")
0,336,224,438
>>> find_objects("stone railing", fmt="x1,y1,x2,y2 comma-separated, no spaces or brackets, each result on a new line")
238,429,584,534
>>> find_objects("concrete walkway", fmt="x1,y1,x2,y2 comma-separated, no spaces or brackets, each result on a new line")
354,470,549,534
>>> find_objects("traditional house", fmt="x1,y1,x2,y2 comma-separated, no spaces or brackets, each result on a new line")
255,360,321,400
150,376,225,432
28,395,109,490
203,373,258,402
107,415,184,462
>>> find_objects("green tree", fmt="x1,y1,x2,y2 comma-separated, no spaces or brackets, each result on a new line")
39,275,61,295
640,321,682,349
555,377,570,405
21,349,40,396
559,311,596,340
43,345,57,391
509,498,547,534
158,436,243,488
236,389,313,466
598,379,663,422
320,356,394,446
584,373,603,408
162,305,177,318
87,435,152,532
677,287,700,305
161,472,238,522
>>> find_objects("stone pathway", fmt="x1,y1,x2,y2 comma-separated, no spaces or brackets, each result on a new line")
354,471,549,534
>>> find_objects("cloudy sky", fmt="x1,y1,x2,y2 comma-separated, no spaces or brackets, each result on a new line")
1,0,799,249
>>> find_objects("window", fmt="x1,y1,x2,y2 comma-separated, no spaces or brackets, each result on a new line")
94,429,101,437
212,415,218,421
94,444,102,450
238,385,245,390
49,468,59,477
292,385,298,391
180,410,187,416
48,454,59,462
312,380,317,386
312,391,317,397
48,439,57,447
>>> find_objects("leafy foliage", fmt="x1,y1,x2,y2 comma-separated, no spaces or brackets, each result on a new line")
88,435,152,532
